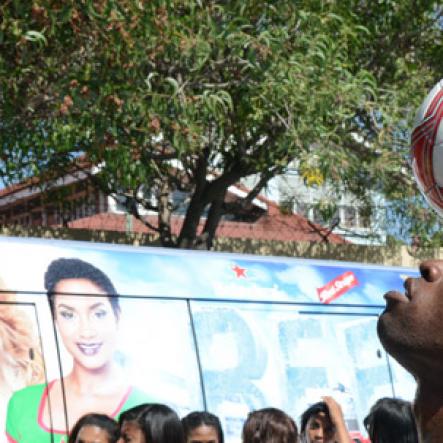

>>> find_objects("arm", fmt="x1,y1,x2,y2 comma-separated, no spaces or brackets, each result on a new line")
322,396,352,443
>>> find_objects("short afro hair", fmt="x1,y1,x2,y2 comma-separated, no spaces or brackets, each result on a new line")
44,257,120,315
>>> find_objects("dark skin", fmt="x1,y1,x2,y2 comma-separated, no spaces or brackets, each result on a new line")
378,260,443,443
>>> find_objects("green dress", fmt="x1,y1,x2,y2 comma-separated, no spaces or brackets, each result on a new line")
6,381,154,443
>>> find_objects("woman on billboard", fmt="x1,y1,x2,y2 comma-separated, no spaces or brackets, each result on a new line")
0,280,45,437
6,258,154,443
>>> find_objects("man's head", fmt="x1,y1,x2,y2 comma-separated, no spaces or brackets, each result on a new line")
377,260,443,380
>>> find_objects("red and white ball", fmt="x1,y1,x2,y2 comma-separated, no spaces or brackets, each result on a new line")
411,79,443,215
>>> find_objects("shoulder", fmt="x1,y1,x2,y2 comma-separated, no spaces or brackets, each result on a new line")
8,382,47,407
6,382,48,438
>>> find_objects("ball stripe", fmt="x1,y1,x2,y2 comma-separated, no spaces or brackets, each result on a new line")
411,80,443,215
412,88,443,144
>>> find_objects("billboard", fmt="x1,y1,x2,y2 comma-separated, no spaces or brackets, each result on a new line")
0,236,417,443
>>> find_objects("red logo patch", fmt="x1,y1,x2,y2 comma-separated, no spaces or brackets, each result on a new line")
317,271,358,304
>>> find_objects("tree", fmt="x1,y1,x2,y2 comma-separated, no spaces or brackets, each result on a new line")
1,0,442,248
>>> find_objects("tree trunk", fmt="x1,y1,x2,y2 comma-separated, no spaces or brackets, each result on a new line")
177,151,209,248
157,181,174,247
201,189,227,249
177,188,207,248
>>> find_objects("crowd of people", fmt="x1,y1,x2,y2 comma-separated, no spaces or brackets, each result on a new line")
65,394,418,443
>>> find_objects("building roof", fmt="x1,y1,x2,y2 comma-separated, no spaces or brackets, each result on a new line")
0,177,40,199
68,211,347,244
0,169,347,244
0,156,92,201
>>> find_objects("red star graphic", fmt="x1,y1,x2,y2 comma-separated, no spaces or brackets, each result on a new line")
232,265,247,278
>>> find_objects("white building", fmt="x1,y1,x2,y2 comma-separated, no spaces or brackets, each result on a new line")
244,169,387,245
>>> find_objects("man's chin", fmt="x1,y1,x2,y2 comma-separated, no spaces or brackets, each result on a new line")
377,314,431,377
377,314,409,360
377,311,396,341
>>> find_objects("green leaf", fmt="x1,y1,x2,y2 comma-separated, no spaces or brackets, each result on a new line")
24,30,47,46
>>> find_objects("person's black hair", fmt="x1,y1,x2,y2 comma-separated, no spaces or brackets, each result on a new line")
242,407,298,443
44,258,120,316
363,397,418,443
120,403,184,443
118,403,150,426
182,411,224,443
300,402,331,435
68,413,119,443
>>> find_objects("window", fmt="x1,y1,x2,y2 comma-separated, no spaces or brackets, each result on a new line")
342,206,357,228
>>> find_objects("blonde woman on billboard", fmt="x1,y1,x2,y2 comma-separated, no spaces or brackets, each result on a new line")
0,280,44,436
6,258,154,443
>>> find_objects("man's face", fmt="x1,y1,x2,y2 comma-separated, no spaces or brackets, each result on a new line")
377,260,443,377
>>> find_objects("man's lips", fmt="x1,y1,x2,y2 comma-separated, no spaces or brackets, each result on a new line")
383,279,413,307
384,290,409,304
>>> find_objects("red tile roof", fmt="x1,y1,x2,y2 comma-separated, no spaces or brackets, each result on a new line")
0,156,92,198
0,177,40,198
0,169,347,243
68,212,347,243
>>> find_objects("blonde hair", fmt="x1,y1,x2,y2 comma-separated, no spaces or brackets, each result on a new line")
0,278,44,388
